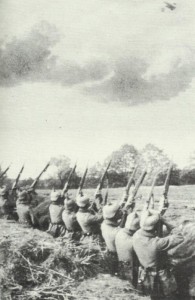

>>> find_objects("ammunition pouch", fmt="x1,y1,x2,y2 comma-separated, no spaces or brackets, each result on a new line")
137,266,177,297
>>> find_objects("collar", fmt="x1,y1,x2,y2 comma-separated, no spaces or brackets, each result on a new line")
78,207,89,213
104,219,118,227
123,228,135,236
139,229,156,237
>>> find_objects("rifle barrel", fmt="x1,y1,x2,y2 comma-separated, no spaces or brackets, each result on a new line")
0,166,10,179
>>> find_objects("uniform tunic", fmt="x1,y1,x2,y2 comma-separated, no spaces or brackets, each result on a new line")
62,210,80,232
16,194,33,226
133,229,183,298
76,207,103,235
115,228,134,261
47,203,66,238
101,219,120,252
115,228,138,284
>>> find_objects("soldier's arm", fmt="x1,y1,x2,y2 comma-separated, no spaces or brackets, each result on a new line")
161,217,175,232
87,213,103,224
156,233,184,252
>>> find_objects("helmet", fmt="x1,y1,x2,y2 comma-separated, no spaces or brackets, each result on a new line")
65,199,76,211
103,203,119,219
76,195,90,207
18,190,28,201
50,190,62,202
140,209,160,231
0,186,9,196
125,212,140,231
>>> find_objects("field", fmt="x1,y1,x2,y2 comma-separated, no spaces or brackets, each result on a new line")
39,185,195,225
1,186,195,300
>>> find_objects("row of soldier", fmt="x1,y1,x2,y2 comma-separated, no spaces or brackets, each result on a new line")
0,163,194,300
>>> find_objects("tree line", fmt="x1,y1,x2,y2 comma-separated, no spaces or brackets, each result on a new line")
1,144,195,189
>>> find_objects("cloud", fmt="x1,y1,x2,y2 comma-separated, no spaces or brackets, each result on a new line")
0,22,109,87
85,55,195,105
1,1,195,106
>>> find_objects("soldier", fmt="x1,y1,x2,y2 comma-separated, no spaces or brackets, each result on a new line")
22,185,38,208
101,203,122,274
47,190,66,238
62,196,81,239
133,209,184,300
92,191,104,213
76,194,103,239
115,212,140,286
0,186,15,219
16,190,34,226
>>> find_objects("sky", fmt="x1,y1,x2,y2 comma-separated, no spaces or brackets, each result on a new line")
0,0,195,178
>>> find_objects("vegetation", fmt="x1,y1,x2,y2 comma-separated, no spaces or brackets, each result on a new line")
1,143,195,189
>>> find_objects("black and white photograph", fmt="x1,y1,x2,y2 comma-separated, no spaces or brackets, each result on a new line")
0,1,195,299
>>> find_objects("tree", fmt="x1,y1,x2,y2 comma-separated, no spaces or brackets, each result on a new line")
139,144,171,185
49,155,71,188
104,144,139,174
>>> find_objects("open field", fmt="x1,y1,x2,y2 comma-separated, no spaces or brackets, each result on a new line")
39,185,195,225
1,186,195,299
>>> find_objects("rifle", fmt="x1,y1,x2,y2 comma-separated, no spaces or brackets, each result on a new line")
0,166,10,179
144,172,159,210
30,163,50,189
61,163,77,196
119,169,147,228
77,167,88,196
159,163,173,215
124,169,147,211
94,160,111,198
12,165,24,191
103,175,109,206
120,166,138,207
158,163,173,237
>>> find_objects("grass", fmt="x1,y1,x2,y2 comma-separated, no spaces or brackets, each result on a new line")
1,186,195,299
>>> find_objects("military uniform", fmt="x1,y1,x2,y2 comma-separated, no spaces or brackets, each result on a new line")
62,198,81,239
0,187,9,217
101,203,121,274
133,209,184,300
47,191,66,238
16,190,33,226
115,212,140,285
76,195,103,240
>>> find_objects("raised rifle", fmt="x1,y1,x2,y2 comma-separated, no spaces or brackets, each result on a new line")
124,169,147,211
94,160,111,198
119,169,147,228
157,163,173,237
120,166,138,208
144,172,159,210
103,174,109,206
0,166,10,179
61,163,77,196
11,165,24,191
30,163,50,189
159,163,173,215
77,167,88,196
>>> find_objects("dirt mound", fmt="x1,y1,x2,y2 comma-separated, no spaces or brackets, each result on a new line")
0,220,143,300
73,274,149,300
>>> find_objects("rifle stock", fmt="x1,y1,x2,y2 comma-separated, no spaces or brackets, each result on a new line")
94,160,111,197
30,163,50,189
159,163,173,215
125,169,147,210
61,163,77,196
12,165,24,191
145,172,159,210
157,163,173,237
120,166,138,206
77,167,88,196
